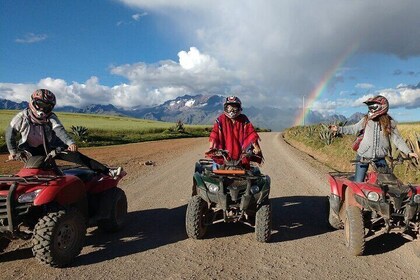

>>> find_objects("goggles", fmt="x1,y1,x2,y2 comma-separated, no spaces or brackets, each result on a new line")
225,104,240,113
34,99,54,113
368,104,380,112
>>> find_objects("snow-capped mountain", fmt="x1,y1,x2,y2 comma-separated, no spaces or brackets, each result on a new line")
1,96,363,131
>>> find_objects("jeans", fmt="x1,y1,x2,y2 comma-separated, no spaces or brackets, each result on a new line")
354,155,388,182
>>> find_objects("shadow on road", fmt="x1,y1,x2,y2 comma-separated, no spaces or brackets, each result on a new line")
73,204,188,267
0,247,33,263
364,233,410,256
271,195,330,242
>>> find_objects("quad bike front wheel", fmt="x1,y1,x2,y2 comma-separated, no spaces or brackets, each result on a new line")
344,205,365,256
255,201,272,243
32,209,86,267
98,188,128,232
185,195,208,239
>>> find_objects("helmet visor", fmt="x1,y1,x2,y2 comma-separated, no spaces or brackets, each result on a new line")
368,104,380,112
34,99,54,113
225,104,240,114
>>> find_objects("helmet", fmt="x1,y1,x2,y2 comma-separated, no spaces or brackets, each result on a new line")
364,95,389,119
29,89,56,119
223,96,242,119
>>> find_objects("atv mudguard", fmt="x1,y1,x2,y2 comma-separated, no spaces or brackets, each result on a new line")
34,175,86,207
192,172,213,202
257,175,270,205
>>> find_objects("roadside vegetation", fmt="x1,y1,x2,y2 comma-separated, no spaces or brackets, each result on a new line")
0,110,211,152
284,122,420,184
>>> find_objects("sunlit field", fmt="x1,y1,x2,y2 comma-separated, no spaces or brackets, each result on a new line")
0,110,210,152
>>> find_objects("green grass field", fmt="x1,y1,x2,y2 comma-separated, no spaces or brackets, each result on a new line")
0,110,211,152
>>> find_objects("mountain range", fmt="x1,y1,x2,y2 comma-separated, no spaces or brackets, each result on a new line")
0,95,364,131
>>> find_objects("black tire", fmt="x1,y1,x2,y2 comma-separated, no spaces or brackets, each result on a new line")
32,210,86,267
185,195,208,239
327,197,343,230
344,205,365,256
0,237,11,253
98,188,128,232
255,202,272,243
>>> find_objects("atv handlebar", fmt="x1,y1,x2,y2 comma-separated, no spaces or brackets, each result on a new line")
5,148,68,163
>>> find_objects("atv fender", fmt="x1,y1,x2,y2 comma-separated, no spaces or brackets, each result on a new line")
328,175,341,197
192,173,206,195
344,187,362,208
256,175,271,205
34,175,86,207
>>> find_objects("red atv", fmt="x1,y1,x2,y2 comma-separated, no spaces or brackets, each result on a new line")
0,148,127,267
327,157,420,255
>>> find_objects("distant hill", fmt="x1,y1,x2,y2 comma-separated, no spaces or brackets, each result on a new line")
0,96,364,131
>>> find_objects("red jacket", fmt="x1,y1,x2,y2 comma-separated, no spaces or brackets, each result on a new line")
209,114,261,163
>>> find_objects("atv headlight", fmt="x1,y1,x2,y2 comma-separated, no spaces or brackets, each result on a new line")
414,194,420,203
207,183,220,193
367,191,380,202
250,185,260,194
18,189,42,203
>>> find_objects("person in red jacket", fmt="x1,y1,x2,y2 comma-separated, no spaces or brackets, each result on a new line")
208,96,263,168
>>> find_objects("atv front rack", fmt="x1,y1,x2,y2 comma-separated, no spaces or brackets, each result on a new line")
213,169,246,175
0,175,61,185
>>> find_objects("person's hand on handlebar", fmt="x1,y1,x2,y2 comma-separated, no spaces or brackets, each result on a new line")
8,153,17,161
252,143,261,154
67,144,78,152
408,152,419,159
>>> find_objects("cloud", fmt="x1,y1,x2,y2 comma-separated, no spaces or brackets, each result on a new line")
132,12,148,21
15,33,48,44
355,83,375,89
0,48,244,108
117,12,148,26
353,84,420,109
110,47,246,106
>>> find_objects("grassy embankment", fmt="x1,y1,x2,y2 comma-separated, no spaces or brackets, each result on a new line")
284,122,420,184
0,110,211,153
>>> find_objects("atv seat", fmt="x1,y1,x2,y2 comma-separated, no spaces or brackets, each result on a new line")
63,168,96,182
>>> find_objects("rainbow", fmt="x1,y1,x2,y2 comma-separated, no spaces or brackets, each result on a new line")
293,43,359,126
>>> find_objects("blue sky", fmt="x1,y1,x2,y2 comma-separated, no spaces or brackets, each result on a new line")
1,0,420,127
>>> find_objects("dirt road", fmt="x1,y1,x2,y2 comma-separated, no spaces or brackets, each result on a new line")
1,133,419,279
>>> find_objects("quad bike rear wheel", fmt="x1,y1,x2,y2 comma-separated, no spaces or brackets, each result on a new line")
32,209,86,267
344,205,365,256
98,188,128,232
186,195,208,239
255,201,272,243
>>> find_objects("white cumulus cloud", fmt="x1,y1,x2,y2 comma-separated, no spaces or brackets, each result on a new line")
15,33,48,44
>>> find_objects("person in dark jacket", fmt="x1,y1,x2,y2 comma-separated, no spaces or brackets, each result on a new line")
330,95,418,182
6,89,122,178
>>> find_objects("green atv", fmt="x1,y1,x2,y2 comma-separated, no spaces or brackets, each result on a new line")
186,149,272,242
